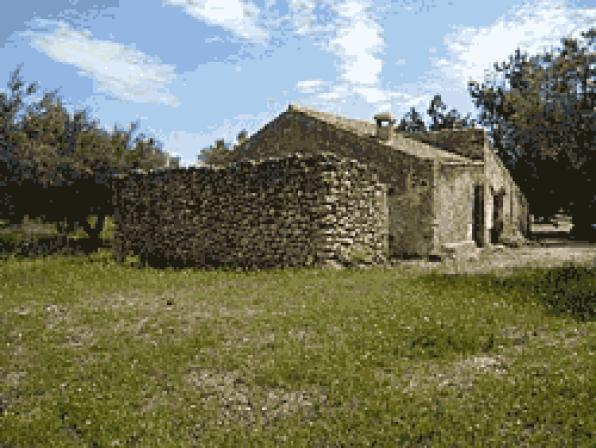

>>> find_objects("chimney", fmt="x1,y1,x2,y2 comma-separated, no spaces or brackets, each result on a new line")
374,112,395,142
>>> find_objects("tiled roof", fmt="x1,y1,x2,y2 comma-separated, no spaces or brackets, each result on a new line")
288,104,378,137
287,104,476,163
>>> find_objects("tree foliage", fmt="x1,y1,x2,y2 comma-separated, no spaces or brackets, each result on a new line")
198,130,248,167
468,29,595,234
199,138,231,167
397,107,427,133
427,94,476,130
0,65,168,237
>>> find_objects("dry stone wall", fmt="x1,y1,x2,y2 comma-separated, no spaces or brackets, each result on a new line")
229,109,437,257
113,152,389,269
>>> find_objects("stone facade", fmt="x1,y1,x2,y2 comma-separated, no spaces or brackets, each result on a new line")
434,161,484,248
113,152,389,269
113,104,530,268
227,105,529,257
229,106,441,257
428,130,529,251
482,143,530,244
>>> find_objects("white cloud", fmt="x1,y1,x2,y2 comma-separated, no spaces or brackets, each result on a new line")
289,0,317,35
288,0,337,36
390,92,430,109
316,85,349,102
164,0,268,43
296,79,328,93
285,1,397,111
329,0,384,87
438,0,596,85
205,35,224,43
353,86,387,104
28,21,179,106
378,0,596,118
296,0,391,109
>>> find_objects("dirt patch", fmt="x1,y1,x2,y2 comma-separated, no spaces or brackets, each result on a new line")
0,369,25,418
90,291,263,342
386,354,509,393
96,291,262,318
186,368,327,428
64,325,96,348
397,245,595,275
43,303,69,330
500,325,593,351
381,324,593,395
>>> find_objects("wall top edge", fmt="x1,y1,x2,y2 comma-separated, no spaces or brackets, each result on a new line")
116,151,376,179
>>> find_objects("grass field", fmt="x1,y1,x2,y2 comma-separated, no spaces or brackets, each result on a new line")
0,218,114,259
0,252,594,446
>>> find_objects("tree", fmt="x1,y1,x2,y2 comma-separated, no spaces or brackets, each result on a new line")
236,129,248,146
427,94,447,130
199,138,232,167
427,94,476,130
468,29,595,236
0,65,42,224
397,107,426,133
0,65,169,239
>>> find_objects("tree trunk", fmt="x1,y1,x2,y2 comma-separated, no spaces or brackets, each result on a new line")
56,217,76,236
55,217,76,248
81,214,106,240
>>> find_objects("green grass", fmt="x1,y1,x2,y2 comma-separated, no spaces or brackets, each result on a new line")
0,217,114,258
0,218,58,245
0,253,594,446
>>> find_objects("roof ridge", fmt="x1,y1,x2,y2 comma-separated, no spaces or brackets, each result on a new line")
287,103,377,137
285,103,477,163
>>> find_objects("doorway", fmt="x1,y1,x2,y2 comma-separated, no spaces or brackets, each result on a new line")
472,185,484,246
491,191,504,244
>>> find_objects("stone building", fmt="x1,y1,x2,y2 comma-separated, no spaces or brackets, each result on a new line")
225,104,530,259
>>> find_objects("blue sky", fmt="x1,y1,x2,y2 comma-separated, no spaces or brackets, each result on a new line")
1,0,593,165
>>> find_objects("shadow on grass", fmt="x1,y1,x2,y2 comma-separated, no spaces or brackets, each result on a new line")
494,265,595,322
0,235,110,259
421,265,595,322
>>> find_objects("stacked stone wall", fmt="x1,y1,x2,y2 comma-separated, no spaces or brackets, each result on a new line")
113,152,389,269
229,110,436,257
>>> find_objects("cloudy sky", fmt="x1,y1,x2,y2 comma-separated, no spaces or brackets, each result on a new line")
1,0,593,165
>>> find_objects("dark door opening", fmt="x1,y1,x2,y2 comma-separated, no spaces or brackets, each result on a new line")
472,185,484,246
491,192,504,244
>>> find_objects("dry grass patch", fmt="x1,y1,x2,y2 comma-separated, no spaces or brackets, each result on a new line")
185,368,328,428
379,354,509,394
